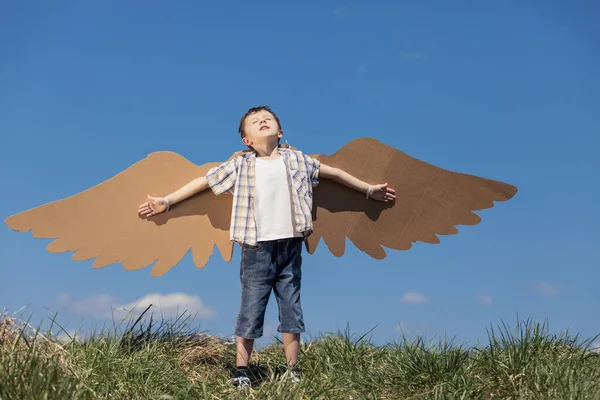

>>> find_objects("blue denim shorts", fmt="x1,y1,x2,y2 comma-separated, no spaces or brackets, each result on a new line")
235,236,305,339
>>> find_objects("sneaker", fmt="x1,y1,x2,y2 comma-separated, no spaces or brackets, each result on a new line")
290,369,301,384
229,375,251,388
229,368,251,388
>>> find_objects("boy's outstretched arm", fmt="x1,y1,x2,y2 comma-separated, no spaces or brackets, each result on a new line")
319,164,396,202
138,176,210,217
138,155,238,217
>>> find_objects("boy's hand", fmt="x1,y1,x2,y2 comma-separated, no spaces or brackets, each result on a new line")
369,183,396,202
319,164,396,203
138,195,168,217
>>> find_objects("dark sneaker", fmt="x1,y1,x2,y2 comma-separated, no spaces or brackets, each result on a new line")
289,369,301,384
229,369,252,388
281,365,301,384
229,374,251,388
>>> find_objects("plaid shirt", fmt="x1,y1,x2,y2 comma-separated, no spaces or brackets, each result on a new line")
206,147,321,245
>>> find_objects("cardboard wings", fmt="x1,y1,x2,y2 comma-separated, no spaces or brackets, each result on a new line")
5,138,517,276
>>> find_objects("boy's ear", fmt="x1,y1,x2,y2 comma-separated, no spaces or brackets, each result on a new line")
242,136,253,147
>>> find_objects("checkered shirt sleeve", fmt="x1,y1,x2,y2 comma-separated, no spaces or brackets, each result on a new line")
206,157,239,196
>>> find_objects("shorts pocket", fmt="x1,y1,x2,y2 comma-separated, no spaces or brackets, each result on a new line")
243,241,267,252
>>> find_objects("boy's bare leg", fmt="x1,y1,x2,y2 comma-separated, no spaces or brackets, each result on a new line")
283,333,300,366
236,336,254,366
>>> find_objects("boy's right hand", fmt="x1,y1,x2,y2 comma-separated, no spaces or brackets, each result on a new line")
138,195,168,217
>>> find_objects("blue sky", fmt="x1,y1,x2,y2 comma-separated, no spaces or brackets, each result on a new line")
1,1,599,348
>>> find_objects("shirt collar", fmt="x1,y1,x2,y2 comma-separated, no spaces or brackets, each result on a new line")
243,143,292,161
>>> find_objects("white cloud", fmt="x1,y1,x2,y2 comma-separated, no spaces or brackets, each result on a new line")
476,294,493,306
56,293,117,318
591,341,600,354
400,291,430,304
535,282,559,295
56,292,215,319
115,292,215,319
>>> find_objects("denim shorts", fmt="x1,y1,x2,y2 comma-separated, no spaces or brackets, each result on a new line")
235,236,305,339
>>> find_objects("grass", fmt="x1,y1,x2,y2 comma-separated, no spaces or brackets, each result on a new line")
1,308,599,399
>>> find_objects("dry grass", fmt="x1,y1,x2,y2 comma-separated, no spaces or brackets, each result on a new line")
0,316,19,348
173,332,233,382
0,312,72,374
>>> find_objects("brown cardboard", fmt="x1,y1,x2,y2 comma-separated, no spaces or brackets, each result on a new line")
5,138,516,276
307,138,517,258
5,152,236,276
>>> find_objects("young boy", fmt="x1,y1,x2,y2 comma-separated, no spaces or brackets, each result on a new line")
138,105,395,387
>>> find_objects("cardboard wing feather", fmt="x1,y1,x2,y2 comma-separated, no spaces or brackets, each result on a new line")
5,138,517,276
5,151,236,276
307,138,517,258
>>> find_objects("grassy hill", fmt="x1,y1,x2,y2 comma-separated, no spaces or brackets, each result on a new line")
1,308,599,399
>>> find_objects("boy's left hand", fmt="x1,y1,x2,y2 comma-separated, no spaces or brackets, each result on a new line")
369,183,396,202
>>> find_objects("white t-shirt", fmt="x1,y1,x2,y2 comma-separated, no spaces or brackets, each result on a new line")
254,156,303,241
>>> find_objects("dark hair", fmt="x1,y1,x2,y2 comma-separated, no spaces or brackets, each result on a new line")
238,105,282,140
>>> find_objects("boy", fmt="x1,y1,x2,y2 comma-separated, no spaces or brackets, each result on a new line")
138,105,395,387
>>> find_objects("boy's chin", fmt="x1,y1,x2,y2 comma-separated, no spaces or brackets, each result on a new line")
258,130,277,136
257,133,280,141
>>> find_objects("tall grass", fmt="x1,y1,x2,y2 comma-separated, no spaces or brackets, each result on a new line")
1,308,599,399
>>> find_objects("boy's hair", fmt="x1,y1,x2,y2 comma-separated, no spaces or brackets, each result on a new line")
238,105,283,142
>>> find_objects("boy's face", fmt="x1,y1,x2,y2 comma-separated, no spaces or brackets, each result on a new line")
242,110,282,148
